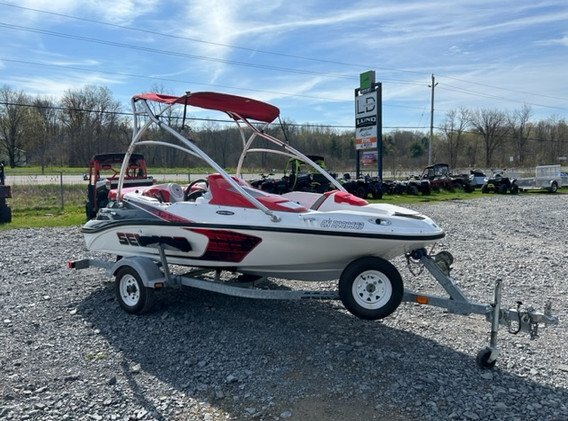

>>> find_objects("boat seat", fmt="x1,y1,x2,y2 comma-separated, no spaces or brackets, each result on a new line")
207,174,308,213
142,183,184,203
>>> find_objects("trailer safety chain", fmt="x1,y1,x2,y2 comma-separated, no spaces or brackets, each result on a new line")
505,301,541,340
507,301,523,335
405,253,425,276
405,245,438,276
528,309,539,339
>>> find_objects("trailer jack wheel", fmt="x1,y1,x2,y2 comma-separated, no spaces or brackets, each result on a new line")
115,266,155,314
476,346,498,369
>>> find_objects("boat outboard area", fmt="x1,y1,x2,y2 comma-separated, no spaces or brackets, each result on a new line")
70,90,558,369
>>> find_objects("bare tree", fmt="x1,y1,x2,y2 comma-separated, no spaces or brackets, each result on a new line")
60,86,124,165
469,109,510,167
510,105,532,166
0,85,31,167
440,108,470,168
534,116,567,164
28,97,59,173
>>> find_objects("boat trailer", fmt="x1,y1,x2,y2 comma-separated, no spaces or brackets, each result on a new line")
68,247,558,369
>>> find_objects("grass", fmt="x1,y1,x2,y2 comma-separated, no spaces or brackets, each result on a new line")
0,182,488,231
0,184,87,230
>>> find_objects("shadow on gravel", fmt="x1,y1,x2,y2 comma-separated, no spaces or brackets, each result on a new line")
78,283,568,420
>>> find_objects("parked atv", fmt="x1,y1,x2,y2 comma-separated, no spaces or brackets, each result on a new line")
421,163,474,193
340,173,384,199
251,155,336,195
481,172,519,194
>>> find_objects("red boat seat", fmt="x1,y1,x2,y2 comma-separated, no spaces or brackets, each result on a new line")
311,190,368,210
207,174,308,213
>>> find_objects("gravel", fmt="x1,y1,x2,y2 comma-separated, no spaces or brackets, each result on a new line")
1,194,567,420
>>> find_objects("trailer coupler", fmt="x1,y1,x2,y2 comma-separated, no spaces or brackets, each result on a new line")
404,249,559,368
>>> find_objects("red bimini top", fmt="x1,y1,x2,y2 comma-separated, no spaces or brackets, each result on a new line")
133,91,280,124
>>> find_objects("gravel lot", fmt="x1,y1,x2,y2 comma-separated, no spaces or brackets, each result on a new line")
1,194,567,420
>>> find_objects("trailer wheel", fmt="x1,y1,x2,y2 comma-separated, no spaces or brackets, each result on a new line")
549,182,558,193
476,347,497,369
115,267,154,314
339,257,403,320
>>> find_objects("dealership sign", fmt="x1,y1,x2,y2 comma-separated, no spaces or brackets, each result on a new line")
355,89,378,150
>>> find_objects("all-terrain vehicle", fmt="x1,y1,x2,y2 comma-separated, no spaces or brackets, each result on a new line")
339,173,384,199
481,172,519,194
251,155,336,195
85,153,154,219
421,163,474,193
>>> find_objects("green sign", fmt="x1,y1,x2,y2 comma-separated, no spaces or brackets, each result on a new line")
360,71,376,90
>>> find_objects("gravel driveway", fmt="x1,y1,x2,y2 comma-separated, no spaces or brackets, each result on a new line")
1,194,567,420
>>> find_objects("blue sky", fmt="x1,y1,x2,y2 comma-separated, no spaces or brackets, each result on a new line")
1,0,567,130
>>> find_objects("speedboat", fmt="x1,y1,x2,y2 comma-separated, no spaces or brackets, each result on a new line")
74,91,559,364
81,90,444,319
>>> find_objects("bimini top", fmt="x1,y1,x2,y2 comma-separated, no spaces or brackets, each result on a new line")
133,91,280,123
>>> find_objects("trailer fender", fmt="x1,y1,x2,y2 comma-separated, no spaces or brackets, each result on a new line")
111,257,165,288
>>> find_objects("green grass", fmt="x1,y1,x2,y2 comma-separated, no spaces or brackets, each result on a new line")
5,183,561,230
0,183,487,230
0,184,87,230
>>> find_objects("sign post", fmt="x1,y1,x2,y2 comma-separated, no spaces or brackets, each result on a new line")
354,71,382,180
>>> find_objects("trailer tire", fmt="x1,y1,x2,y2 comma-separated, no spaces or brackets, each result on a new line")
115,266,155,314
0,205,11,223
339,257,403,320
549,182,558,193
355,185,368,199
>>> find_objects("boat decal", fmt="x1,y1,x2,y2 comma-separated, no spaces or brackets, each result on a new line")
187,228,262,263
127,199,191,223
216,210,235,216
117,232,192,252
320,218,364,230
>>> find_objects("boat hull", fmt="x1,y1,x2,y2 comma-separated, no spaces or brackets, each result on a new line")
83,204,444,280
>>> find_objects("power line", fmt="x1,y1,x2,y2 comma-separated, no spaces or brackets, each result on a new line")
0,1,429,79
441,74,568,103
440,84,567,111
0,100,426,130
0,58,427,111
0,20,427,88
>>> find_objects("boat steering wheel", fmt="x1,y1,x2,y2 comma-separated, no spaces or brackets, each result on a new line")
184,178,209,201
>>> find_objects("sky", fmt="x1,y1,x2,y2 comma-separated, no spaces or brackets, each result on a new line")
1,0,567,131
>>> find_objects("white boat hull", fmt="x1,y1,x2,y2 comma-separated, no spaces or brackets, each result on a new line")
84,196,444,281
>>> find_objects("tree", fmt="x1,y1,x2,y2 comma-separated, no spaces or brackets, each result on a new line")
469,109,510,167
29,97,59,173
440,108,470,168
60,86,125,166
510,105,532,166
0,85,31,167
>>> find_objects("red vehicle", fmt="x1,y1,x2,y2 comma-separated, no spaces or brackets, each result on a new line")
85,153,154,219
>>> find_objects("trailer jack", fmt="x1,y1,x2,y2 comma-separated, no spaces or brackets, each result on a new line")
404,248,558,368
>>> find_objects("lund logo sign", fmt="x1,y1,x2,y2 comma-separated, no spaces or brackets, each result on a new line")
320,219,364,230
117,232,192,252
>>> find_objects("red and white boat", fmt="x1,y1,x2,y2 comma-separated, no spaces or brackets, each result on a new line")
82,90,445,319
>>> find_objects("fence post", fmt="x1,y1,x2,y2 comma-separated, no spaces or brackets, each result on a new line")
60,172,64,209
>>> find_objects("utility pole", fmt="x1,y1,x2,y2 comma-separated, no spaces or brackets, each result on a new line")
428,74,438,166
